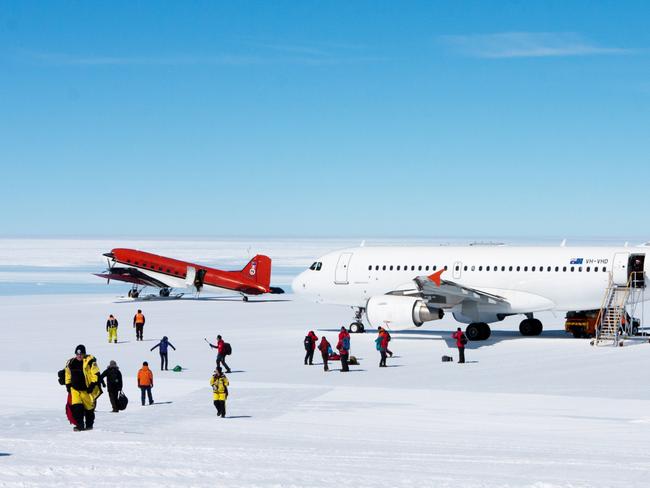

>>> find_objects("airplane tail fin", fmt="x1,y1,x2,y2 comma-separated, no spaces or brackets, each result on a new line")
241,255,272,290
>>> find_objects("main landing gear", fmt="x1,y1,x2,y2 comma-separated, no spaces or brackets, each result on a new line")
159,288,171,297
349,307,366,333
128,287,140,298
465,322,491,341
519,317,543,336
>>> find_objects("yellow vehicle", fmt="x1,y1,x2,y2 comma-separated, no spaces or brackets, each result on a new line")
565,310,640,338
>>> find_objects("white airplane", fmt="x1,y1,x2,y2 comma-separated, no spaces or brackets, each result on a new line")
291,243,647,339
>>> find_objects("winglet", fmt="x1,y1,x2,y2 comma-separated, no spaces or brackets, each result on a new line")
428,269,444,287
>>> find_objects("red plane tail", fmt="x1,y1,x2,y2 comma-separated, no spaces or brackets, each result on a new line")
241,255,272,289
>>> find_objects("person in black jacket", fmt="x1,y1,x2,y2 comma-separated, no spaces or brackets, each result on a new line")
100,360,123,412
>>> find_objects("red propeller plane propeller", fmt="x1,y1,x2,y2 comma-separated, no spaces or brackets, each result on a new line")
95,248,284,300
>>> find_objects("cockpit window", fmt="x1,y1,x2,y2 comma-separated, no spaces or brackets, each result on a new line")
309,262,323,271
309,262,318,270
316,262,322,271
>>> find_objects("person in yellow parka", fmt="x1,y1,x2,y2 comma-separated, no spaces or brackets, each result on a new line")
64,344,102,431
210,368,229,418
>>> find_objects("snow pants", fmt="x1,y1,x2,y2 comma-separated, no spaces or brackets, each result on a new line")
140,386,153,405
135,324,144,341
321,352,329,371
304,348,315,365
70,388,95,429
340,353,349,372
214,400,226,417
216,354,230,372
458,347,465,364
107,387,120,411
379,350,387,367
159,352,168,370
108,327,117,343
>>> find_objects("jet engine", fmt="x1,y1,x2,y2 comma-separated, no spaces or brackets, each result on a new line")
366,295,443,328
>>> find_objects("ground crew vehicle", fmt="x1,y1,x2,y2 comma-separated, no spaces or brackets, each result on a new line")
565,310,640,338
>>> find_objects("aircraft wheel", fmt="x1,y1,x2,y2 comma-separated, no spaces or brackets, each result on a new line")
519,318,543,336
349,322,363,333
480,323,491,340
243,296,249,302
465,323,483,341
160,288,170,297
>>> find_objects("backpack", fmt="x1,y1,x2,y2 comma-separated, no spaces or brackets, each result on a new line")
57,369,66,386
342,336,350,350
117,391,128,411
304,336,312,351
224,343,232,356
460,333,468,345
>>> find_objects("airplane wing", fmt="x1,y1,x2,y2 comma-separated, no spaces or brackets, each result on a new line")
94,267,172,289
411,274,508,308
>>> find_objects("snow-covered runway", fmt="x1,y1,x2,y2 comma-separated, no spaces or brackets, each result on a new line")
1,293,649,487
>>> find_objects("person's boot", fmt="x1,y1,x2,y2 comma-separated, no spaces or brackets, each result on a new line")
73,426,84,431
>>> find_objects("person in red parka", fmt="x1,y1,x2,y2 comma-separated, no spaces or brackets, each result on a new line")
318,336,330,372
337,327,350,372
303,331,319,365
451,327,467,363
376,327,390,367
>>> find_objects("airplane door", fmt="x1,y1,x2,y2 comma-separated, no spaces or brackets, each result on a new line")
453,261,462,280
612,252,630,285
334,252,353,285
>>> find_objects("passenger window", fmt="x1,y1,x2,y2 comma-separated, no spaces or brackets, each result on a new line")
578,267,582,272
444,265,448,270
603,267,607,272
375,265,379,271
586,267,590,272
418,266,422,271
531,266,535,272
382,265,386,271
501,266,505,271
464,266,468,271
433,265,437,271
509,266,513,271
455,265,459,271
425,266,430,271
368,265,372,271
411,266,415,271
127,259,131,264
570,266,574,272
594,267,598,272
486,266,490,271
547,266,551,272
390,266,394,271
563,267,567,272
524,266,528,272
555,266,559,272
471,266,475,271
516,266,520,272
479,266,483,271
397,266,401,271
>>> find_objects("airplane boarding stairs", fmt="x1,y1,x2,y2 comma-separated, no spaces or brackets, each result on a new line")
593,274,646,347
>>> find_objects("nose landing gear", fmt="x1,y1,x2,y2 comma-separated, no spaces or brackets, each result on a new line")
349,307,366,333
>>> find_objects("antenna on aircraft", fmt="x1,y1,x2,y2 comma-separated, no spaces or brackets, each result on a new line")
360,240,366,247
560,239,567,247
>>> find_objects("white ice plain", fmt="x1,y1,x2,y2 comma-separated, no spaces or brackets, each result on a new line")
1,293,650,488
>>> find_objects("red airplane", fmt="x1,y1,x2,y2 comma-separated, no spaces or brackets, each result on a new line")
95,248,284,300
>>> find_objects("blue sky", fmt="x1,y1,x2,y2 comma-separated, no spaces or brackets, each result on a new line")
1,1,649,239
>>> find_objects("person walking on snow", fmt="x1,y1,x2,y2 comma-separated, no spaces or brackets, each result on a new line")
376,327,389,367
337,327,350,372
64,344,101,431
452,327,467,364
208,335,231,373
318,336,330,372
100,360,123,412
106,314,118,343
133,309,145,341
210,368,230,418
150,336,176,371
303,330,318,365
137,361,154,405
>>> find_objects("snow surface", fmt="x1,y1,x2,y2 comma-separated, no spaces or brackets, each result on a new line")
1,293,650,487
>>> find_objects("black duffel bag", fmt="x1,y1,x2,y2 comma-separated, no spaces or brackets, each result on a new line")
117,391,129,411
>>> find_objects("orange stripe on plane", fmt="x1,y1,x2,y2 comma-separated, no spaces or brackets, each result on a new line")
428,268,445,287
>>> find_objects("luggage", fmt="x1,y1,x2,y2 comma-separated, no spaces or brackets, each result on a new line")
348,356,359,365
117,391,129,411
441,355,454,362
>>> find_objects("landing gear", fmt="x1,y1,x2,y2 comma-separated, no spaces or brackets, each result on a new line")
519,318,543,336
349,322,365,333
348,307,366,333
128,287,140,298
159,288,171,297
465,322,491,341
242,296,249,302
